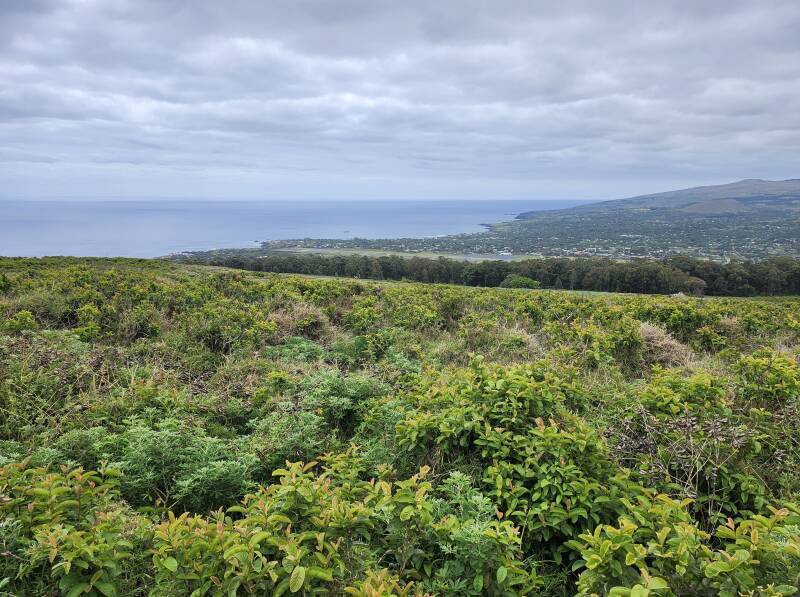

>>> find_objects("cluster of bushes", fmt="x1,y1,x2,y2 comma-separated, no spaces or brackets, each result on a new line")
1,257,799,594
174,250,800,296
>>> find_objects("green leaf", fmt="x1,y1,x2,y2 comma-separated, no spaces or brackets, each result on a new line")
496,566,508,584
307,567,333,582
704,561,729,578
249,531,272,547
473,573,483,592
290,566,306,593
66,583,91,597
571,559,587,572
273,578,291,597
94,581,117,597
223,544,248,561
732,549,750,562
161,557,179,573
646,576,669,590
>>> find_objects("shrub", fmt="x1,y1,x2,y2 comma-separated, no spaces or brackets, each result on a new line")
75,303,102,341
613,369,772,528
117,304,161,342
301,372,388,433
396,359,624,558
499,274,541,289
182,299,276,353
570,493,800,595
104,418,257,511
250,409,333,475
2,309,38,334
0,463,145,597
544,316,643,369
2,258,800,595
151,457,537,595
736,348,800,409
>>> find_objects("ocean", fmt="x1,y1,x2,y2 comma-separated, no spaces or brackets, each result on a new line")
0,199,592,258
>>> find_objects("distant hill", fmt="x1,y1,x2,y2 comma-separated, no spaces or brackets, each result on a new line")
518,178,800,218
254,178,800,261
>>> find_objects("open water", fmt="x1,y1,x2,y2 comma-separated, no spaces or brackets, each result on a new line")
0,199,593,257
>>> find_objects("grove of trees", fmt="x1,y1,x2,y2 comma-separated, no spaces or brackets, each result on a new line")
175,251,800,296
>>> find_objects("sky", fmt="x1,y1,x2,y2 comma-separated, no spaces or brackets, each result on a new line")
1,0,799,201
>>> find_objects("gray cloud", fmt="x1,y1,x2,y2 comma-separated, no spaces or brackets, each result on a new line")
0,0,798,199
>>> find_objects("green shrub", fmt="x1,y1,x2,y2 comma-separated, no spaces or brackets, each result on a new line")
570,493,800,595
0,272,11,294
250,409,333,475
75,303,102,341
499,274,541,289
0,463,145,597
150,457,537,595
104,418,256,511
397,359,624,558
301,372,388,433
736,349,800,409
2,309,38,334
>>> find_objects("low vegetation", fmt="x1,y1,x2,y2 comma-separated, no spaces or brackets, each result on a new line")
1,257,799,595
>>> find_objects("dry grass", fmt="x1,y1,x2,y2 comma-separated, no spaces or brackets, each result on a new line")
639,322,694,368
268,303,332,342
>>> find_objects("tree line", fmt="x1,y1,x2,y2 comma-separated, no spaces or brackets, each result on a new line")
179,251,800,296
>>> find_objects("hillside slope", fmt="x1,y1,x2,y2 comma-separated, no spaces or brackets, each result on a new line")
518,178,800,217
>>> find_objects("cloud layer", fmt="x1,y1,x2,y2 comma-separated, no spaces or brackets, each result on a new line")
1,0,799,199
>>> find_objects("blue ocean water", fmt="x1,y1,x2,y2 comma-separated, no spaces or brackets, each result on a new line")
0,199,592,258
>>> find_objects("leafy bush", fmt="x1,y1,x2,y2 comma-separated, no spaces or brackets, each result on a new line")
397,359,626,559
613,369,775,529
103,418,257,511
736,349,800,409
182,299,277,353
499,274,541,289
301,371,388,433
151,457,537,595
570,493,800,596
253,408,331,463
75,303,102,342
2,309,38,334
0,462,145,597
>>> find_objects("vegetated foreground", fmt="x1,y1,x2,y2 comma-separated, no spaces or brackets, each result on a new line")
1,257,799,596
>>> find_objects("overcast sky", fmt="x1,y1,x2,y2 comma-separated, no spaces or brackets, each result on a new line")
1,0,799,200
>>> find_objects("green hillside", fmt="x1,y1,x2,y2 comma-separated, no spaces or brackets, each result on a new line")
264,179,800,260
1,258,799,595
519,179,800,215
